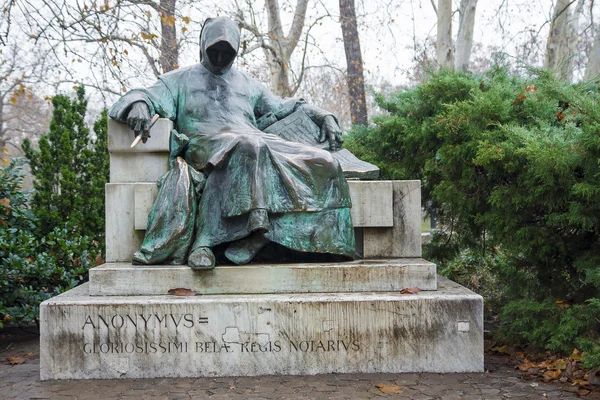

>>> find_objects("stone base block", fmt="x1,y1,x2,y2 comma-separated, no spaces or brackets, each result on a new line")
106,180,420,262
89,259,437,296
40,276,483,380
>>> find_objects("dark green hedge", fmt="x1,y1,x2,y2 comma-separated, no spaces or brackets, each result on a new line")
1,87,108,328
346,67,600,366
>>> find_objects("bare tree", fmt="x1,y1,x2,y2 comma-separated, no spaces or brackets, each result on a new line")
436,0,454,68
297,68,351,129
237,0,310,97
0,44,51,155
1,0,195,94
339,0,367,125
455,0,477,71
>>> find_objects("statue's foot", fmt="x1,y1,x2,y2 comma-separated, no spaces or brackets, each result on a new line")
132,250,150,265
188,247,216,270
225,233,270,265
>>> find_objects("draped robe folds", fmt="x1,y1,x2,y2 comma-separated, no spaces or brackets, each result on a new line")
109,56,354,264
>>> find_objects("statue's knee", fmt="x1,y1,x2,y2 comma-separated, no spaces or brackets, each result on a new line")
237,134,267,156
313,150,337,169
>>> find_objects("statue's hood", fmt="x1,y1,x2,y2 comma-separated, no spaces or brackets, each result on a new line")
200,17,240,75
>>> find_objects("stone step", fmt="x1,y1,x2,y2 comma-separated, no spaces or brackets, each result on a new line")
40,276,483,380
89,259,437,296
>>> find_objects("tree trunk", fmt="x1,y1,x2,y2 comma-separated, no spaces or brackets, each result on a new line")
564,0,585,80
159,0,179,73
454,0,477,71
545,0,574,80
265,50,293,97
585,27,600,79
262,0,309,97
339,0,367,126
436,0,454,68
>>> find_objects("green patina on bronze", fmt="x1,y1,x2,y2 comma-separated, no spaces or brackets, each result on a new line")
109,17,354,269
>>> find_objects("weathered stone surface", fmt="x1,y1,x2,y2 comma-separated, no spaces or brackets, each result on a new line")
113,181,412,261
105,183,144,262
132,181,396,231
109,153,169,183
347,181,393,227
133,183,158,230
108,118,172,153
40,276,483,380
363,180,422,258
89,258,437,296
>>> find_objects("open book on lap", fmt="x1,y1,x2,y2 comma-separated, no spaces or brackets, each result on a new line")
263,110,380,180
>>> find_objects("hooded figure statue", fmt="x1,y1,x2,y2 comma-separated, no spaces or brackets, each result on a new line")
109,17,354,269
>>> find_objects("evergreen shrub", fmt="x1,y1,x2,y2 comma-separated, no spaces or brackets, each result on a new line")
0,87,108,327
346,67,600,367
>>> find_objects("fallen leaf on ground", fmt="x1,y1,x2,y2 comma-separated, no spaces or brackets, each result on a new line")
565,361,575,379
543,369,562,381
579,389,591,396
555,359,568,370
588,370,600,386
517,360,536,371
168,288,197,296
492,345,509,354
6,356,26,365
573,380,590,386
375,383,404,394
400,287,421,294
95,254,105,266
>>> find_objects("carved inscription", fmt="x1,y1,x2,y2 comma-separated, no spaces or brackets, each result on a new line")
81,313,361,355
81,313,199,330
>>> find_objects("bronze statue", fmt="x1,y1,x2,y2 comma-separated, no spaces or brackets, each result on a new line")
109,17,354,269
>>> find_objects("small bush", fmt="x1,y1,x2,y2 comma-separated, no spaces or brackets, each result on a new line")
1,87,108,328
0,159,99,327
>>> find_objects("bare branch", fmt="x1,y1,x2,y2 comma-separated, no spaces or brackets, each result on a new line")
429,0,437,15
286,0,309,57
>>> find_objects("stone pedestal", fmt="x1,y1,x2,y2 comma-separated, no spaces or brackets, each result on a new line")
40,277,482,380
39,119,485,380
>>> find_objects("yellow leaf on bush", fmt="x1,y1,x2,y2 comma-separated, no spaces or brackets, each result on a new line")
1,198,10,213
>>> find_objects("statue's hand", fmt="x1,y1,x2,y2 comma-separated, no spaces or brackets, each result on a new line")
127,102,152,143
318,115,343,151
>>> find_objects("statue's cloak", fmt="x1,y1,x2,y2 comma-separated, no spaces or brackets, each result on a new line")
109,17,354,262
